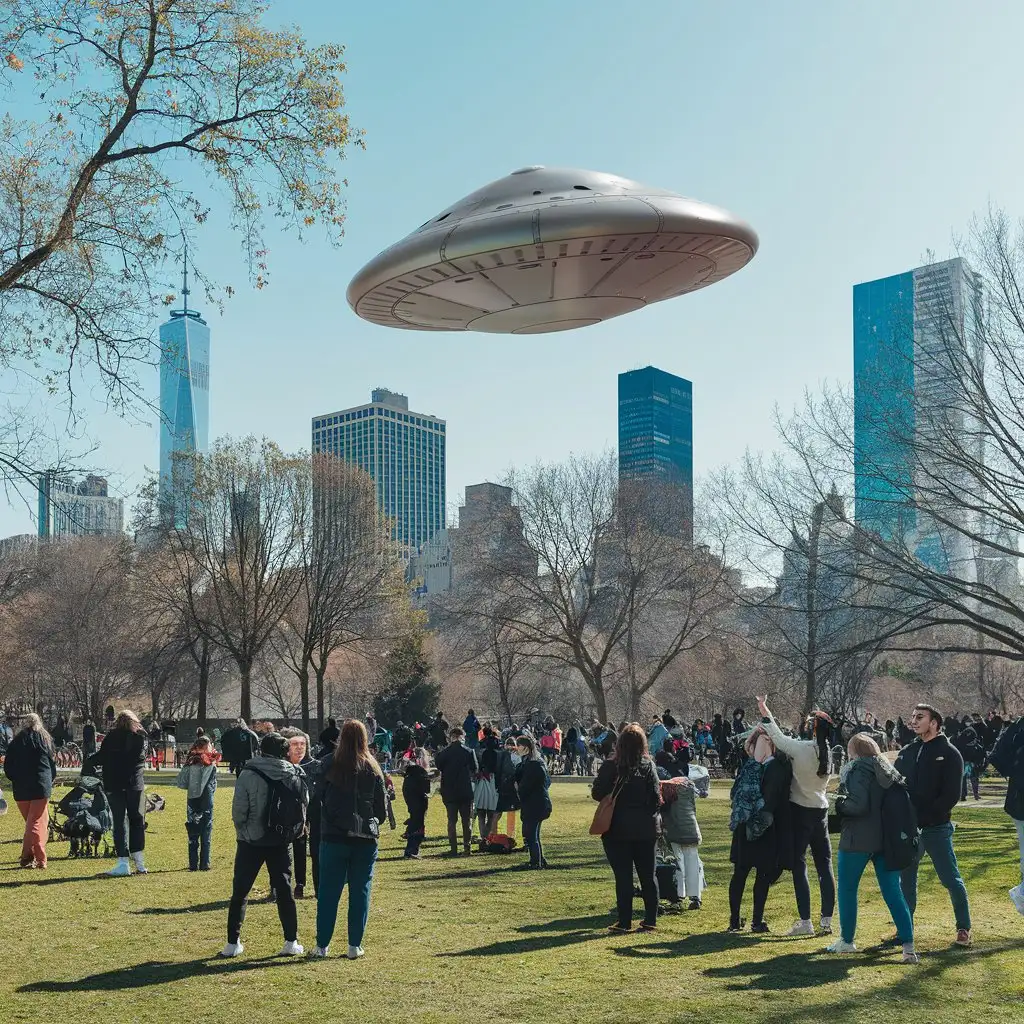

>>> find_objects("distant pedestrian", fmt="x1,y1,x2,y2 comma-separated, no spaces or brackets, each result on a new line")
2,714,57,869
98,711,149,876
176,736,220,871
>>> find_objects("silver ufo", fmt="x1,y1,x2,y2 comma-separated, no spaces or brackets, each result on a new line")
347,166,758,334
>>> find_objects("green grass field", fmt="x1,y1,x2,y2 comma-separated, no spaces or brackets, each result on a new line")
1,780,1022,1024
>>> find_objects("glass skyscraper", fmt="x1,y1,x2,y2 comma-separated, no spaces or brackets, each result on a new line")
158,275,210,524
853,257,984,573
312,389,446,560
617,365,694,541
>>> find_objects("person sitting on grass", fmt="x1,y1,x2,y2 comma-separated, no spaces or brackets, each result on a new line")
727,727,792,934
176,735,220,871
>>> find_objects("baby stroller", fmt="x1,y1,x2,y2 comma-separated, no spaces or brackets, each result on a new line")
49,773,114,858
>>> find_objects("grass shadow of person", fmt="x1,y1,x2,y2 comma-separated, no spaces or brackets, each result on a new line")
703,950,864,990
131,900,231,915
18,956,306,994
612,930,761,959
438,913,618,957
0,873,116,889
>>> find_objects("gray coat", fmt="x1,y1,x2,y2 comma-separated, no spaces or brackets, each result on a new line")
834,755,900,854
231,754,304,844
660,777,702,846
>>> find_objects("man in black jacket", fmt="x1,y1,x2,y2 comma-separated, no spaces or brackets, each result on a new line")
434,727,477,856
894,703,972,946
989,716,1024,916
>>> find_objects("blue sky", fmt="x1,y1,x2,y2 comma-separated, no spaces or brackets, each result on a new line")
6,0,1024,536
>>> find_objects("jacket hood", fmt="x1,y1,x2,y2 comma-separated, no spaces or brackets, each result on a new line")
850,754,900,789
244,754,303,781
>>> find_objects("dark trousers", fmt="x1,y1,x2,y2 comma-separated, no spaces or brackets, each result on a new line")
227,841,297,944
446,800,472,853
108,789,146,857
186,814,213,870
292,836,307,888
405,801,427,856
602,836,658,928
309,803,321,894
961,769,980,801
729,864,772,926
523,818,544,866
790,804,836,920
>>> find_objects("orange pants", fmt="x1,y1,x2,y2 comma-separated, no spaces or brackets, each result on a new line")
17,798,49,868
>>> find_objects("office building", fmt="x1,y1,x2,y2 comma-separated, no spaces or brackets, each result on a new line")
853,257,984,574
312,388,445,560
37,473,124,538
158,258,210,524
617,365,694,541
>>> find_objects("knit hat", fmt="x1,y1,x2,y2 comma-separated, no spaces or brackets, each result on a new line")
260,732,290,760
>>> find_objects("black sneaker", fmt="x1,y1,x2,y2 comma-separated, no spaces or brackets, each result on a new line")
751,922,770,934
727,919,746,933
688,897,702,911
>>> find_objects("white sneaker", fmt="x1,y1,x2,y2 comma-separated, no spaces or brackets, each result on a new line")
902,949,920,964
819,916,833,935
219,941,244,958
307,946,329,959
787,919,815,936
1010,885,1024,916
131,853,147,874
106,858,131,877
346,945,365,960
279,940,304,956
825,939,858,954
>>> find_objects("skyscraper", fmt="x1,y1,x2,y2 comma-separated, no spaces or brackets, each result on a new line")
853,257,984,574
312,388,445,560
617,365,694,541
38,473,124,538
158,254,210,524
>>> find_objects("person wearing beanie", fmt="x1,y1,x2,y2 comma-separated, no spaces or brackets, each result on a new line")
757,696,837,937
221,732,308,959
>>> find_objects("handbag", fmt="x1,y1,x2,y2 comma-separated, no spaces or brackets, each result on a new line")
589,778,623,836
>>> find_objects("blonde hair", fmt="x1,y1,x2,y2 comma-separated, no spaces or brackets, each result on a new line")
848,733,881,759
21,713,54,750
114,710,143,733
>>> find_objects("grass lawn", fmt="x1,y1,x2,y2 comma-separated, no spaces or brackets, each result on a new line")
1,779,1022,1024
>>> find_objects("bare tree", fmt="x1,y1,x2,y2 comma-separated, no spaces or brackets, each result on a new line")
0,0,361,437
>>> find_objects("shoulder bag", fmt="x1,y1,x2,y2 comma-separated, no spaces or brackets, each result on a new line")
589,775,624,836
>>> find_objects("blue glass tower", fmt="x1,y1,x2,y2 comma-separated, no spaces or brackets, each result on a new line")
618,366,693,541
158,254,210,524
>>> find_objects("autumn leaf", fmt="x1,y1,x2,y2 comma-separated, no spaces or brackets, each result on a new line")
6,53,24,71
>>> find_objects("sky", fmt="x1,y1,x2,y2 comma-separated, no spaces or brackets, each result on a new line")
6,0,1024,537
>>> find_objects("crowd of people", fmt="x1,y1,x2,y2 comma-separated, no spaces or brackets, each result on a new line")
1,698,1022,968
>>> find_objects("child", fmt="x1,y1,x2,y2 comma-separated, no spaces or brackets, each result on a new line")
401,748,433,859
176,736,220,871
660,770,705,910
727,729,792,933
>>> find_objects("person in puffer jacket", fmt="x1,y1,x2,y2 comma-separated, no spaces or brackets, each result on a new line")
829,733,918,964
176,736,220,871
660,770,704,909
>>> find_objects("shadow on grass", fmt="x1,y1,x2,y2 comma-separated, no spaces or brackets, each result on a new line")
439,912,644,957
703,950,861,990
0,873,113,888
131,900,231,916
18,956,305,993
612,930,761,959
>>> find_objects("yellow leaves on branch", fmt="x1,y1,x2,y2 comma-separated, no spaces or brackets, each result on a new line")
6,53,24,71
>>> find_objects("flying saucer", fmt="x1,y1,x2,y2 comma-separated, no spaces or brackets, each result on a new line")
347,166,758,335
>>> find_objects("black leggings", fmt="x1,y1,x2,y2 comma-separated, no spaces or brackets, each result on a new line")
790,804,836,920
729,864,772,927
602,837,658,928
108,789,146,857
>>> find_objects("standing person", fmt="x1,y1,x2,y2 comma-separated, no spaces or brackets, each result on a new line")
428,711,450,752
591,723,662,933
393,721,413,763
474,726,501,840
828,734,918,963
660,771,704,909
221,718,260,776
176,736,220,871
434,726,477,856
221,733,307,959
319,717,341,751
727,729,793,934
497,736,521,839
81,718,97,759
515,733,552,869
463,709,481,751
98,711,149,877
402,748,433,859
309,720,388,960
280,727,315,898
647,717,670,758
756,696,837,937
988,714,1024,915
953,720,985,802
3,715,57,869
893,704,972,947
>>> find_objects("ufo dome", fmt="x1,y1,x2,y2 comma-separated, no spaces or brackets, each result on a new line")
347,166,758,334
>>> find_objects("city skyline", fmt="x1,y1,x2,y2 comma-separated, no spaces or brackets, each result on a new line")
3,3,1024,542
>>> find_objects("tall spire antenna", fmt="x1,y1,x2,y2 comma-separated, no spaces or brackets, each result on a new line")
182,243,190,315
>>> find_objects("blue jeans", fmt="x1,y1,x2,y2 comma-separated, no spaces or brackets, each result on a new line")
837,849,913,945
900,822,971,931
316,839,378,949
185,815,213,870
523,818,543,866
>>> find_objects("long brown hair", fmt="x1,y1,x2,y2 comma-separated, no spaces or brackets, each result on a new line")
326,719,383,787
614,723,648,774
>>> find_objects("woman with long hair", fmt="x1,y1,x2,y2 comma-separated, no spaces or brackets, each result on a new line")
3,714,57,868
515,733,552,869
309,719,388,961
591,723,662,932
97,710,149,876
756,696,837,937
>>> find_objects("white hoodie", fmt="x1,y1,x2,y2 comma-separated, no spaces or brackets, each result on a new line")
761,716,830,810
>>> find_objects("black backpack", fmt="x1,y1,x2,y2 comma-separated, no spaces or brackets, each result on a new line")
245,766,308,844
881,780,920,871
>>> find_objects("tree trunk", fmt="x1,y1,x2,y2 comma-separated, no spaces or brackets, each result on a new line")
315,666,326,735
803,504,823,715
590,673,608,724
239,658,253,722
299,663,311,734
197,638,211,725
